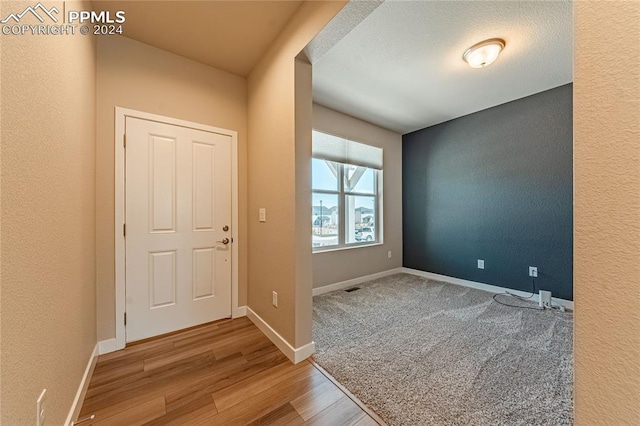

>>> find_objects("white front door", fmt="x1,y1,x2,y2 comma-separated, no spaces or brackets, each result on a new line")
125,117,232,342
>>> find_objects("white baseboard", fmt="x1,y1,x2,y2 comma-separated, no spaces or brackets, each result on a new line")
234,305,247,318
312,267,403,296
246,307,315,364
98,338,117,355
402,268,574,310
65,343,98,425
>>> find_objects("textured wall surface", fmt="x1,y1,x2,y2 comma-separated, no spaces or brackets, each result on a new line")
0,23,3,409
247,0,346,347
403,85,573,300
96,36,247,341
0,1,97,423
312,104,402,288
574,2,640,424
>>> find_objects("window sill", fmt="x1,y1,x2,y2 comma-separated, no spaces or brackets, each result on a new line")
313,242,383,254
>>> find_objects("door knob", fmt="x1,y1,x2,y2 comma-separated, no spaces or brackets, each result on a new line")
217,238,230,245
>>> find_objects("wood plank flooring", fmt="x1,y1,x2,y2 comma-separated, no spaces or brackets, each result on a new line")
78,317,380,426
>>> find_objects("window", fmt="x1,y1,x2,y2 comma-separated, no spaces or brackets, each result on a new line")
311,131,383,250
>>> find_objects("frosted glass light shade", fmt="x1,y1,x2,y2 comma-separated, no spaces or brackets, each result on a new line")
463,39,505,68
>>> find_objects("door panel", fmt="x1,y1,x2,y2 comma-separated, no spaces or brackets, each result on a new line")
193,247,215,299
149,136,176,233
193,143,215,231
125,117,232,342
149,251,176,308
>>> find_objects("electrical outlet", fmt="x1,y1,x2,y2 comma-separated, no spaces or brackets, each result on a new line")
529,266,538,277
272,291,278,308
539,290,552,308
477,259,485,269
387,251,392,259
36,389,46,426
259,208,266,222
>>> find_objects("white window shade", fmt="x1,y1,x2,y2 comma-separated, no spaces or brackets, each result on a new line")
312,130,383,170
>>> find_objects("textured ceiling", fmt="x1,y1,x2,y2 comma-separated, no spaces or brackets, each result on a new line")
92,1,304,77
303,0,383,64
312,0,573,134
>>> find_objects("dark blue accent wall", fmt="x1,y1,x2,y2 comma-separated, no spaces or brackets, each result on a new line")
402,84,573,300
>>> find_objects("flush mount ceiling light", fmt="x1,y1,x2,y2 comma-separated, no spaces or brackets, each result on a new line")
463,38,505,68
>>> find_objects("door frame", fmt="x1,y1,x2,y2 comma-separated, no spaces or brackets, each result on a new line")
114,107,241,350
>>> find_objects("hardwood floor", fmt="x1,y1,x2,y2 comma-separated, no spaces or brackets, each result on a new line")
77,317,380,426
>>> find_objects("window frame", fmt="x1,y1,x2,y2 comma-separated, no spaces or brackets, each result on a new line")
312,160,383,252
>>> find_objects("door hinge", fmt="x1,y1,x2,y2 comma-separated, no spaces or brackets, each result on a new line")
123,134,126,148
123,223,126,237
124,312,127,326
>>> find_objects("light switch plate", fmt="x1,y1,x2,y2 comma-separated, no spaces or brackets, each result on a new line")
259,208,266,222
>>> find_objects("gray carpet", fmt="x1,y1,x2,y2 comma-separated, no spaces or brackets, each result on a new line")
312,274,573,426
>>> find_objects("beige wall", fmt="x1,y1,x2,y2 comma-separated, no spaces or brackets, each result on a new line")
574,1,640,424
312,104,403,288
0,1,97,423
247,0,346,348
0,24,3,409
294,57,314,347
96,36,248,341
